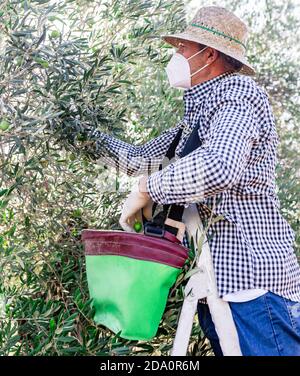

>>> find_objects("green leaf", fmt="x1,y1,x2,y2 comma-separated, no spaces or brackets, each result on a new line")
34,57,49,68
57,336,77,343
0,189,8,197
49,318,56,332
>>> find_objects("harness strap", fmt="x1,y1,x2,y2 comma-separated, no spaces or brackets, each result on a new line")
145,120,203,239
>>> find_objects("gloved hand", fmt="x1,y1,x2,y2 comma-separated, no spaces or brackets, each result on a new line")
119,177,153,232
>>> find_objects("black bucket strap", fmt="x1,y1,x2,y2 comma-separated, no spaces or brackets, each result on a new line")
144,119,202,237
150,124,183,219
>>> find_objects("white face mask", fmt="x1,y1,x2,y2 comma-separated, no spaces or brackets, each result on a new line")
165,46,210,89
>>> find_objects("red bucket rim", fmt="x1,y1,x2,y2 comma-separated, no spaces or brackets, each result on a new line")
81,229,189,269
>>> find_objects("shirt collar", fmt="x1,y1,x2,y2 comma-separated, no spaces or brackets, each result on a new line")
183,71,238,105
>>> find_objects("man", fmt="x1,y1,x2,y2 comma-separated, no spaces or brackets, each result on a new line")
87,6,300,355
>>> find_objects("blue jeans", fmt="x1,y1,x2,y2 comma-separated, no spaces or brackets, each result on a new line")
197,291,300,356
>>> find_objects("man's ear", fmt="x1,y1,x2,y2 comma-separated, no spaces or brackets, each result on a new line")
207,48,219,63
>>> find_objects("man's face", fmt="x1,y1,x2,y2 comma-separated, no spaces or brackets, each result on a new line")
175,40,213,86
176,40,204,58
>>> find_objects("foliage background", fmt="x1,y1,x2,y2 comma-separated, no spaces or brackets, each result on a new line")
0,0,299,355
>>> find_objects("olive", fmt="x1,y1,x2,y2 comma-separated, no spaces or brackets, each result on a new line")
0,120,10,131
51,30,60,38
133,221,142,232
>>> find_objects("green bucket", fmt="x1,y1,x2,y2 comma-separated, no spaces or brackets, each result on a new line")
82,229,188,340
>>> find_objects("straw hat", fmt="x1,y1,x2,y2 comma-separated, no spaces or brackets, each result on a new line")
162,6,255,76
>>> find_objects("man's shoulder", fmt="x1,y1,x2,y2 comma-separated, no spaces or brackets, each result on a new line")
210,73,269,106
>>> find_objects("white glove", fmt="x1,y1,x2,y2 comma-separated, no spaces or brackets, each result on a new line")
119,179,153,232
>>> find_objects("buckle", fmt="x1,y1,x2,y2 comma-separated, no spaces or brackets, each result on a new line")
143,222,165,238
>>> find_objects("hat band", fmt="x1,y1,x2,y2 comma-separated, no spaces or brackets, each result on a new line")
190,23,247,51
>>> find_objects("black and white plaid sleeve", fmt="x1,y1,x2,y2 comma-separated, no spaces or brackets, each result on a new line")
146,86,260,205
86,123,183,177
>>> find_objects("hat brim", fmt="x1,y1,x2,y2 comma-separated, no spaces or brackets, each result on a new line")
161,33,255,76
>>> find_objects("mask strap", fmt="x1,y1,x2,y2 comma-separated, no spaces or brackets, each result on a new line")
187,46,208,61
191,62,211,77
187,46,210,77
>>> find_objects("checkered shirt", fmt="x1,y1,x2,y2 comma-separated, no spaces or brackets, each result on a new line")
89,71,300,302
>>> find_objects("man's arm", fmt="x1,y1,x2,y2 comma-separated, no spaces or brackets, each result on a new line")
146,96,259,205
81,122,183,177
